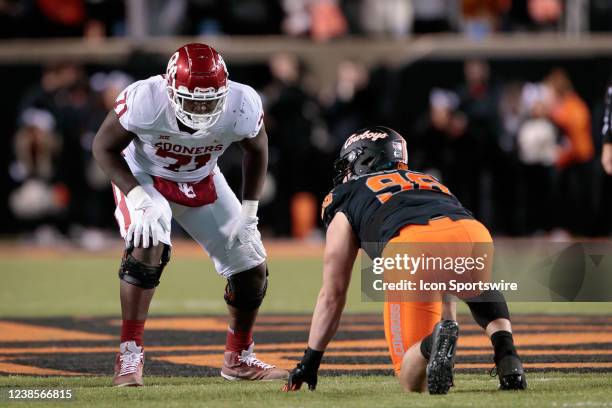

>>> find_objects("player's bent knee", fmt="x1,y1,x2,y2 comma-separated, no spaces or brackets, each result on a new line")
402,380,426,393
118,244,171,289
399,343,428,392
465,290,510,329
224,264,268,310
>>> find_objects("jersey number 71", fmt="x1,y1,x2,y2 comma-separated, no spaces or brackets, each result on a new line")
155,149,211,172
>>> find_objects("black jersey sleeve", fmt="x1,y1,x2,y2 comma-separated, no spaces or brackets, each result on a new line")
321,191,337,228
321,186,359,238
321,187,347,228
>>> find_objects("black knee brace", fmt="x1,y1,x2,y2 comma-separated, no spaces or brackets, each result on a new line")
224,267,268,311
465,290,510,329
118,244,171,289
420,332,434,360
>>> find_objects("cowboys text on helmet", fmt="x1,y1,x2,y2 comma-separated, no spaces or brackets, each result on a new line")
343,130,388,149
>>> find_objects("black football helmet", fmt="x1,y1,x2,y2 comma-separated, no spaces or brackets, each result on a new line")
333,126,408,186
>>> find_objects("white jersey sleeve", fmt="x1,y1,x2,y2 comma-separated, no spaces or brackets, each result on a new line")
114,76,166,133
231,83,264,141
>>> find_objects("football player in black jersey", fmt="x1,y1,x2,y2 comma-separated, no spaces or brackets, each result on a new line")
283,126,526,394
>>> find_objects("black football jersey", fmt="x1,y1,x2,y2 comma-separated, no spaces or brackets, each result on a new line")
321,169,473,258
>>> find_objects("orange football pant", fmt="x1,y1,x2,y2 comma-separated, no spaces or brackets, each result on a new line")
382,217,493,374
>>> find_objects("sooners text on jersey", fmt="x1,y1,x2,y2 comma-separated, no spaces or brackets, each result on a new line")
114,75,264,184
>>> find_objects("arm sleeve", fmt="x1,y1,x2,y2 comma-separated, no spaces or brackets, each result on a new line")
232,85,264,141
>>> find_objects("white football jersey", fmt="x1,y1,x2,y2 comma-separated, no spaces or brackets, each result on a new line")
114,75,263,183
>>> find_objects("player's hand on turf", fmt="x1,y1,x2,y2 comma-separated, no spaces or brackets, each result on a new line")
283,363,318,391
125,186,170,248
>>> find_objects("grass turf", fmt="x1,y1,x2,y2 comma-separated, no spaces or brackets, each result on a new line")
1,374,611,408
2,256,612,316
2,250,612,407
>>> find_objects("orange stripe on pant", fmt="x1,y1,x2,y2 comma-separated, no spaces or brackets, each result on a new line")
382,217,493,374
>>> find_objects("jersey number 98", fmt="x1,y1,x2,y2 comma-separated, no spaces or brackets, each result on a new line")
366,171,451,203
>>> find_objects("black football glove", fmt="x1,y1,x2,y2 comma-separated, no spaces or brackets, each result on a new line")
284,362,318,391
282,347,323,392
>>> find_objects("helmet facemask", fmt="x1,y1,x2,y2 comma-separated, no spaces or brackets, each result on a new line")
168,84,228,131
333,147,364,187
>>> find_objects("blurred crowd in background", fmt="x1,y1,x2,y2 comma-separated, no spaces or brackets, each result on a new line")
8,65,133,248
3,0,612,247
6,55,612,247
1,0,611,40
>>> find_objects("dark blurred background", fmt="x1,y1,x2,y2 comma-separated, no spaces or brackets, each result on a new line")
3,0,612,248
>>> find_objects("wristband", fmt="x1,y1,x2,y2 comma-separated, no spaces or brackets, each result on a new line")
241,200,259,218
301,347,324,371
126,186,151,208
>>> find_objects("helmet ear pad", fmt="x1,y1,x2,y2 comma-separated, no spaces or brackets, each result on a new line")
350,148,381,178
334,146,402,186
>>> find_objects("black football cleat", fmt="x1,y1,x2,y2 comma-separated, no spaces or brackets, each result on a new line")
492,355,527,390
426,320,459,395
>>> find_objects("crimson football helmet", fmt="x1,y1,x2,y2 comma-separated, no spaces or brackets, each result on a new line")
165,43,229,130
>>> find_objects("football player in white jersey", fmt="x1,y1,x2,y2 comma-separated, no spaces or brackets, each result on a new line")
93,43,288,386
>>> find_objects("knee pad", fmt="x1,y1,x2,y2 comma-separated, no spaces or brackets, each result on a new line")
118,244,171,289
224,267,268,310
465,290,510,329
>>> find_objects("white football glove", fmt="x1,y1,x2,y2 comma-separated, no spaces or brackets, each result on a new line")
226,200,265,257
125,186,171,249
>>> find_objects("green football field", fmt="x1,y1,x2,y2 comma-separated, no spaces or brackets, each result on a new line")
3,251,612,316
1,243,612,407
2,374,611,408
